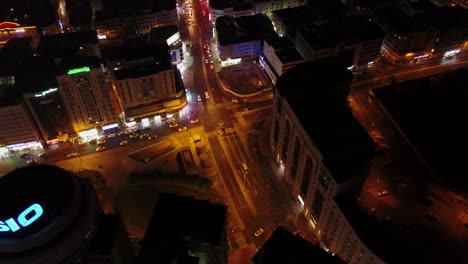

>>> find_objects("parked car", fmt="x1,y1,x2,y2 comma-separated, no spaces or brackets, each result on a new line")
190,118,199,124
120,140,128,146
178,126,188,132
169,122,179,128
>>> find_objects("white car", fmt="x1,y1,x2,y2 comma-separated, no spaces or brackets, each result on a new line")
254,228,264,237
120,140,128,146
197,95,202,102
96,146,106,152
67,152,78,158
205,59,209,64
107,133,116,138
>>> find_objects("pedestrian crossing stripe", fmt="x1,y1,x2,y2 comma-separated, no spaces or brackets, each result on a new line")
233,232,248,248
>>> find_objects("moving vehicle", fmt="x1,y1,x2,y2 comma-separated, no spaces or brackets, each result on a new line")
96,146,106,152
169,122,179,128
178,126,188,132
254,228,264,237
197,95,202,102
190,118,199,124
205,91,210,99
377,191,390,197
67,152,78,158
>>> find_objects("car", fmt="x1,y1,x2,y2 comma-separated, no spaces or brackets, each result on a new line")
178,126,188,132
205,91,210,99
140,133,149,139
107,133,116,138
169,122,179,128
197,95,202,102
425,213,439,222
231,99,239,103
26,159,38,165
190,118,199,124
78,140,87,145
369,208,377,215
67,152,78,158
242,162,248,172
205,59,209,64
377,191,390,197
129,133,139,138
20,153,31,159
210,64,214,70
254,228,264,237
209,59,213,64
97,139,106,145
96,146,106,152
120,140,128,146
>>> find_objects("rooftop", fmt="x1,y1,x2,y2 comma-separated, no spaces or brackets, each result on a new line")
113,62,172,80
276,58,376,183
298,15,384,50
252,225,346,264
210,0,245,10
101,0,176,12
38,31,99,58
216,14,276,46
137,193,226,263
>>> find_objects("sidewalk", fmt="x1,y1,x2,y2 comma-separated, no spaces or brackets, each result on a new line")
256,117,319,245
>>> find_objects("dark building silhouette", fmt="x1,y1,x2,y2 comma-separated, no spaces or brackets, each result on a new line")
137,193,227,264
0,164,134,264
252,225,346,264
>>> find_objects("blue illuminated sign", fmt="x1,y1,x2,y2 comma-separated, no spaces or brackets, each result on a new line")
0,203,43,232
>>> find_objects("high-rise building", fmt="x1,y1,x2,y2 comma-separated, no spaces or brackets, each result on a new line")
270,58,380,263
39,31,122,136
0,164,135,263
137,193,227,264
252,225,346,264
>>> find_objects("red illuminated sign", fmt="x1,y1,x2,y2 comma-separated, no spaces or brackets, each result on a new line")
0,21,20,29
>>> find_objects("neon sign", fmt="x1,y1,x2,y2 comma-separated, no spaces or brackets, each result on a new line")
0,203,43,232
68,66,90,75
34,88,58,97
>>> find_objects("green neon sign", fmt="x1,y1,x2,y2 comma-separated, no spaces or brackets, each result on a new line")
67,66,90,75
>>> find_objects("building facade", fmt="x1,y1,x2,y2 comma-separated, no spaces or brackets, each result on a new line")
373,5,468,64
295,16,384,71
112,64,186,123
260,37,304,84
57,65,121,135
270,60,383,264
254,0,304,17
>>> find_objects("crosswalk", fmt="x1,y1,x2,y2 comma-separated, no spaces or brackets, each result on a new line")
231,231,249,248
206,127,238,138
